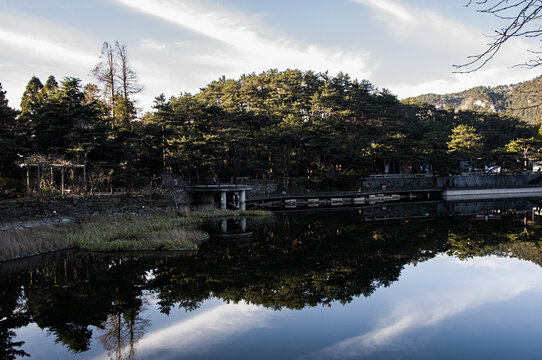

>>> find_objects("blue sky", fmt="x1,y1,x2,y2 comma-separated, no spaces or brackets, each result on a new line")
1,0,541,112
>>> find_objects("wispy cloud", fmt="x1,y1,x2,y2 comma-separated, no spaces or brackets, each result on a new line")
0,28,96,68
350,0,538,97
140,39,167,51
141,302,268,351
350,0,482,48
0,13,100,109
115,0,374,80
0,11,98,69
351,0,413,23
392,61,541,98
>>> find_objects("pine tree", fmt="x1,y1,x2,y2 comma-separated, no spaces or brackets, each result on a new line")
0,84,21,177
447,124,484,170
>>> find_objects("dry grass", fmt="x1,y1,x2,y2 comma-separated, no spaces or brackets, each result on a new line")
38,212,205,252
0,227,74,261
0,209,272,261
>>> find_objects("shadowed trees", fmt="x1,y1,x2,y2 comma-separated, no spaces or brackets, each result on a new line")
0,68,537,196
0,84,21,179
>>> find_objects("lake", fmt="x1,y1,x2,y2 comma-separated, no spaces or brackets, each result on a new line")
3,199,542,359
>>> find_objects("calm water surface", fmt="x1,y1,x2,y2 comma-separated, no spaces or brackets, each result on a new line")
3,200,542,359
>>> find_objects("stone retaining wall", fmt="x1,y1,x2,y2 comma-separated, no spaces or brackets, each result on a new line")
247,183,279,197
363,174,542,191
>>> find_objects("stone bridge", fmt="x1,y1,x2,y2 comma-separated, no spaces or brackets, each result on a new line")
190,185,252,210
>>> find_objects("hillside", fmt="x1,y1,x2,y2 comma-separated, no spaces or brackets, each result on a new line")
404,76,542,124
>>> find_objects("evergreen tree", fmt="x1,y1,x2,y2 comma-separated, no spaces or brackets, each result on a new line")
0,84,21,177
39,75,59,100
20,76,43,116
505,137,542,170
447,124,484,169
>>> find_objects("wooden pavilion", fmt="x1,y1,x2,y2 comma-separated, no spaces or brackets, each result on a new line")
22,158,86,195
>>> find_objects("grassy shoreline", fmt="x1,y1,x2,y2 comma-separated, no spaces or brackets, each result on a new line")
0,209,271,262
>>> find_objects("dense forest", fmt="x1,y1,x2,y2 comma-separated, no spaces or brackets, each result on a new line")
405,76,542,125
0,66,539,197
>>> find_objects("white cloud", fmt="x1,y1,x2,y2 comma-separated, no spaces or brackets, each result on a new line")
115,0,374,82
351,0,471,41
350,0,497,68
0,29,96,68
0,12,100,109
351,0,414,23
393,63,541,98
0,12,97,70
138,302,268,353
350,0,539,97
301,256,542,359
140,39,167,51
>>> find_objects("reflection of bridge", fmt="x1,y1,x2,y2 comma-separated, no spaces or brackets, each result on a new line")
355,198,542,221
244,174,542,210
247,189,441,209
190,185,252,210
258,197,542,222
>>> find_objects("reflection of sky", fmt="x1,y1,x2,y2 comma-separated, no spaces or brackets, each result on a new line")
15,255,542,359
124,301,271,360
301,255,542,359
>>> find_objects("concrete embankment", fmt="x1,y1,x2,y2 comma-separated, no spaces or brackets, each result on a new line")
362,173,542,191
362,174,542,202
251,174,542,209
442,187,542,200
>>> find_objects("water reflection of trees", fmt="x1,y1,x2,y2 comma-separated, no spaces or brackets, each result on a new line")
150,215,447,312
99,308,149,360
0,253,161,359
2,212,542,357
0,277,30,359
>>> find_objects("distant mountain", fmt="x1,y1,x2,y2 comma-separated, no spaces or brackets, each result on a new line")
404,76,542,125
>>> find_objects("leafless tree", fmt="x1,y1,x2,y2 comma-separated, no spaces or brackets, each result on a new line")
92,42,117,119
91,42,143,124
83,83,101,105
455,1,542,72
115,41,143,99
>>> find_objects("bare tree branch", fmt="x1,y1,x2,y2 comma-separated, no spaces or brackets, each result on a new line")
115,41,143,99
455,0,542,73
91,42,117,119
91,42,144,124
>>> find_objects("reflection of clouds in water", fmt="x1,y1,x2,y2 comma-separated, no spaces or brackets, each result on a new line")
301,256,542,360
452,256,514,269
88,302,269,360
135,302,269,358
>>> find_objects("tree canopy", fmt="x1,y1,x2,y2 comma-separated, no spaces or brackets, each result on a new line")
0,68,537,197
